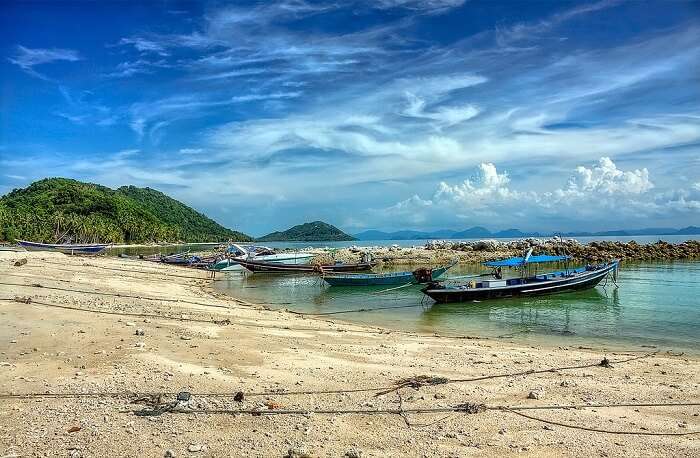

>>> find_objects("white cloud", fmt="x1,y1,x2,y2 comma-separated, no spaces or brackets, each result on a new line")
8,45,81,79
382,158,697,230
179,148,203,155
230,91,303,103
496,0,622,45
563,157,653,196
374,0,466,12
118,37,169,56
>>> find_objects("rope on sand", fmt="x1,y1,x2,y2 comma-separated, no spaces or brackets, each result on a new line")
496,406,699,436
0,280,239,310
0,351,661,400
0,296,384,335
128,397,700,436
38,259,211,280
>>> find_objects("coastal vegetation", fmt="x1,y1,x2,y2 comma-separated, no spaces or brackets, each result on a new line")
257,221,356,242
0,178,251,244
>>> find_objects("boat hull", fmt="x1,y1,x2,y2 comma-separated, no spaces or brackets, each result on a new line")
214,253,315,271
236,258,375,273
17,240,108,255
422,262,618,304
323,265,451,287
323,271,415,286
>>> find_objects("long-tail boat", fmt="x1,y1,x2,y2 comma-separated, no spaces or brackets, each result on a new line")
322,260,457,287
236,258,375,273
17,240,108,255
422,249,619,304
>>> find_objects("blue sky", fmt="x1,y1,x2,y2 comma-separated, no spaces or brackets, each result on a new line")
1,0,699,236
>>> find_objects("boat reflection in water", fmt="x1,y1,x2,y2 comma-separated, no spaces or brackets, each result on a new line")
418,287,622,340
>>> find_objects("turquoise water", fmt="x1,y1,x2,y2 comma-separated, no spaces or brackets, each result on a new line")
214,261,700,353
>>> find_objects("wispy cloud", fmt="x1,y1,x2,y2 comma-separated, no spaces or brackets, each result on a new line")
8,45,81,80
496,0,623,45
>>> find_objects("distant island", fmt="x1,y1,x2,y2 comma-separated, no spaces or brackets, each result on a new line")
0,178,252,243
354,226,700,240
258,221,356,242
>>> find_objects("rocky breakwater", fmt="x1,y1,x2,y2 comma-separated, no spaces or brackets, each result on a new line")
425,238,700,263
566,239,700,261
310,238,700,267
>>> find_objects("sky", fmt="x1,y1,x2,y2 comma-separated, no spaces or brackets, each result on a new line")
1,0,699,236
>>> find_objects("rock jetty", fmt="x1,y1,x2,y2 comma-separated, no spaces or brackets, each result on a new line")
306,238,700,266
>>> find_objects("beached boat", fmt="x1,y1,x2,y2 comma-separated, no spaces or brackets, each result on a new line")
16,240,108,255
211,244,315,271
422,250,619,303
0,245,25,252
236,258,375,273
322,260,457,287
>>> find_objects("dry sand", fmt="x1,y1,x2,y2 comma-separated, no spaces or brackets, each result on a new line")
0,251,698,457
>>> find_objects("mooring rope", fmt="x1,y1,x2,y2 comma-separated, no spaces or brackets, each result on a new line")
38,259,211,280
0,351,662,400
0,281,240,310
0,296,387,335
288,302,426,316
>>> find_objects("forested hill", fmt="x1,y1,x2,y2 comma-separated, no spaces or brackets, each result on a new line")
0,178,251,243
117,185,250,243
258,221,355,242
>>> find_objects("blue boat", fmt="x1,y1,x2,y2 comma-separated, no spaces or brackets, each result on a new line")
17,240,108,255
322,260,457,287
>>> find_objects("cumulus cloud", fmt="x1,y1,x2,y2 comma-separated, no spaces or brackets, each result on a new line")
383,158,698,230
562,157,653,196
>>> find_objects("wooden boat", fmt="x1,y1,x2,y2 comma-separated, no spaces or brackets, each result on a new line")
422,250,619,304
236,258,376,273
322,260,457,287
17,240,108,255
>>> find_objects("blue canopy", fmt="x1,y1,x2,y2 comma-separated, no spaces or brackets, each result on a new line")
484,254,570,267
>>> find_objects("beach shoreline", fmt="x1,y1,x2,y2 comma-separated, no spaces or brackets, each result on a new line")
1,251,698,457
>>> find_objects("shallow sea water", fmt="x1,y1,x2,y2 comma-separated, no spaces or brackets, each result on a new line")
214,261,700,353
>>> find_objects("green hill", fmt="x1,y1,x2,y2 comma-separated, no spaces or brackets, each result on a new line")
0,178,251,243
117,185,250,243
257,221,355,242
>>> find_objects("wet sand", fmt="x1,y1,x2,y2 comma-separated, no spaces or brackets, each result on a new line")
1,251,698,457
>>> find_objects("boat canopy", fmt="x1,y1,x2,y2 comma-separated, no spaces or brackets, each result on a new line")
484,254,570,267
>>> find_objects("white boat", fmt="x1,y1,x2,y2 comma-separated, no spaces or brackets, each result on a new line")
212,244,314,271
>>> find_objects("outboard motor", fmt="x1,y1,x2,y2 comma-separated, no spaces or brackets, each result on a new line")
413,267,433,283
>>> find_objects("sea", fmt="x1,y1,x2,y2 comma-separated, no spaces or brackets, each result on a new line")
107,235,700,353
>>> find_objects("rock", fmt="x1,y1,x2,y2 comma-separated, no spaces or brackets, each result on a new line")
164,450,176,458
434,393,447,399
125,322,136,327
14,258,28,267
345,449,362,458
528,389,544,400
134,342,145,348
180,336,192,341
135,329,145,336
286,447,312,458
188,444,204,453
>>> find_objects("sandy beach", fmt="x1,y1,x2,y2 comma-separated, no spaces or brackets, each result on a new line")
1,251,698,457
